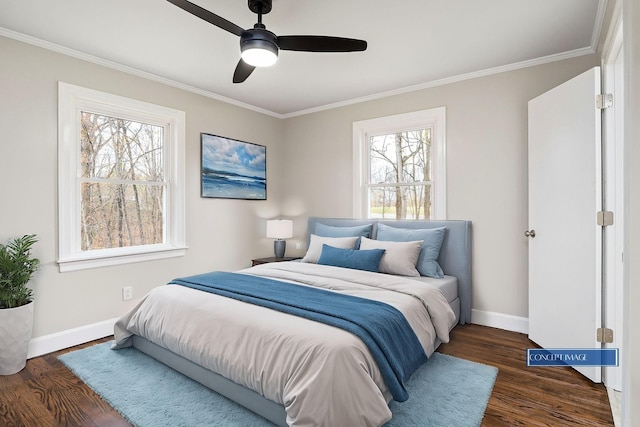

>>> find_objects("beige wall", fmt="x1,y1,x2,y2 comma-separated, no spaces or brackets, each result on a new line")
0,36,284,337
281,54,599,319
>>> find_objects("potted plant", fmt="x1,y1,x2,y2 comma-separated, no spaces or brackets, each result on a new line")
0,234,39,375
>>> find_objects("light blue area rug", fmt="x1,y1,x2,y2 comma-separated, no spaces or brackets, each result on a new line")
59,342,497,427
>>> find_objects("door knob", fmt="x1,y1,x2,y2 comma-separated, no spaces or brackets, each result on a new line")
524,229,536,238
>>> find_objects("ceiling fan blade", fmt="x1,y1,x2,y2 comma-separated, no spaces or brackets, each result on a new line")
233,59,256,83
277,36,367,52
166,0,245,37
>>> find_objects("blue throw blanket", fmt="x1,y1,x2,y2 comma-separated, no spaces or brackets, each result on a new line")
169,271,427,402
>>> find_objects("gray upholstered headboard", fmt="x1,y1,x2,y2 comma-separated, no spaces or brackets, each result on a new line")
307,218,472,324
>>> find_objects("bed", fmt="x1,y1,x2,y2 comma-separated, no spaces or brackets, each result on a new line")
113,218,472,427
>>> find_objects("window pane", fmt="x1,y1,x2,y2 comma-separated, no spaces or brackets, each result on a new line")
80,112,164,181
368,184,431,219
81,182,164,250
369,129,431,184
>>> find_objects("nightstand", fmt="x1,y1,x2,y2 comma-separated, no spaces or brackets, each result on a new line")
251,256,300,266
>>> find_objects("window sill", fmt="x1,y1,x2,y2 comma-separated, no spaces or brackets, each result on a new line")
57,246,188,272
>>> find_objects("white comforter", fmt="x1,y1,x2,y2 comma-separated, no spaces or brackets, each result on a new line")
113,262,456,427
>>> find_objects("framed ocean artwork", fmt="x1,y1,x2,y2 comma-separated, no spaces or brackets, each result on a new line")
200,133,266,200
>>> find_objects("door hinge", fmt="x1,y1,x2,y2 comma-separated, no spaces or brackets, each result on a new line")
597,211,614,226
597,327,614,344
596,93,614,109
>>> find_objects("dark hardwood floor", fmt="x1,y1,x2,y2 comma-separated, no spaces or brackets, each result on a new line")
0,337,128,427
439,324,614,426
0,324,614,426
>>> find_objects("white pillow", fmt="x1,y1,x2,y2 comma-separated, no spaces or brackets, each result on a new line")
359,237,423,277
302,235,360,264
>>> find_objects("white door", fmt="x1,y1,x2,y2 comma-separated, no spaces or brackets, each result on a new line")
527,67,602,382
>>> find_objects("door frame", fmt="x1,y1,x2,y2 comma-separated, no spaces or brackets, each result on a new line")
601,10,625,391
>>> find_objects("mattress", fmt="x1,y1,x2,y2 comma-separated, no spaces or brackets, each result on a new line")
408,275,458,303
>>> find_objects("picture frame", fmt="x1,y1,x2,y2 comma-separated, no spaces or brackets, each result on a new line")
201,133,266,200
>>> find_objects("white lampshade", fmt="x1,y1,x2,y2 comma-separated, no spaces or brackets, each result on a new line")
266,219,293,239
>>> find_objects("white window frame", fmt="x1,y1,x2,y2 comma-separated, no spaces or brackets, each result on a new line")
57,82,186,272
352,107,446,219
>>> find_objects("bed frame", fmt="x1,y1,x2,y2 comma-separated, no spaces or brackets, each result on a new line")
132,218,472,426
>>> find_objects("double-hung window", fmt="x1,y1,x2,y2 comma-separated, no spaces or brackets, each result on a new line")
353,108,446,219
58,82,186,272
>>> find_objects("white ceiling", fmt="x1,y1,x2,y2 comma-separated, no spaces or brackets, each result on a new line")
0,0,605,117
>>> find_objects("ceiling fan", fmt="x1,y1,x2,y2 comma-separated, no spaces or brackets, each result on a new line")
167,0,368,83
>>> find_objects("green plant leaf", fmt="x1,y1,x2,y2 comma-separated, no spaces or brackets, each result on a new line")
0,234,39,308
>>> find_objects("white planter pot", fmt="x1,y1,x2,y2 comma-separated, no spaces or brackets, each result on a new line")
0,301,34,375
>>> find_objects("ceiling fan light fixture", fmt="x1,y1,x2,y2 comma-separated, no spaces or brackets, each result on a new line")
241,45,278,67
241,39,278,67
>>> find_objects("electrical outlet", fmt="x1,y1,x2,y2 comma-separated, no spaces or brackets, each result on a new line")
296,242,302,250
122,286,133,301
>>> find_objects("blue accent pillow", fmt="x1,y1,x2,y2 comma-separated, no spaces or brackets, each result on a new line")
317,244,385,272
315,223,373,238
376,224,447,278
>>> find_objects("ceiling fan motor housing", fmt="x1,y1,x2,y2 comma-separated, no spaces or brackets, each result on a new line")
241,28,279,51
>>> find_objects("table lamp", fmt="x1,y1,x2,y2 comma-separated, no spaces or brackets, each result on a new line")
266,219,293,258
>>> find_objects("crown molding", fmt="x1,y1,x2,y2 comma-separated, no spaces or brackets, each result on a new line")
0,27,281,118
282,46,595,118
1,25,599,120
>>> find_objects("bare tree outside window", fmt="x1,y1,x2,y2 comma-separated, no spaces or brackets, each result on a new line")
80,112,165,251
368,129,432,219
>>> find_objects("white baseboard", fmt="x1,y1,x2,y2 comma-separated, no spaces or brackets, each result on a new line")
26,310,529,359
607,387,622,427
27,317,118,358
471,309,529,334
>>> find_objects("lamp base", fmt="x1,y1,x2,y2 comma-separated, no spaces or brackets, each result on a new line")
273,240,286,258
